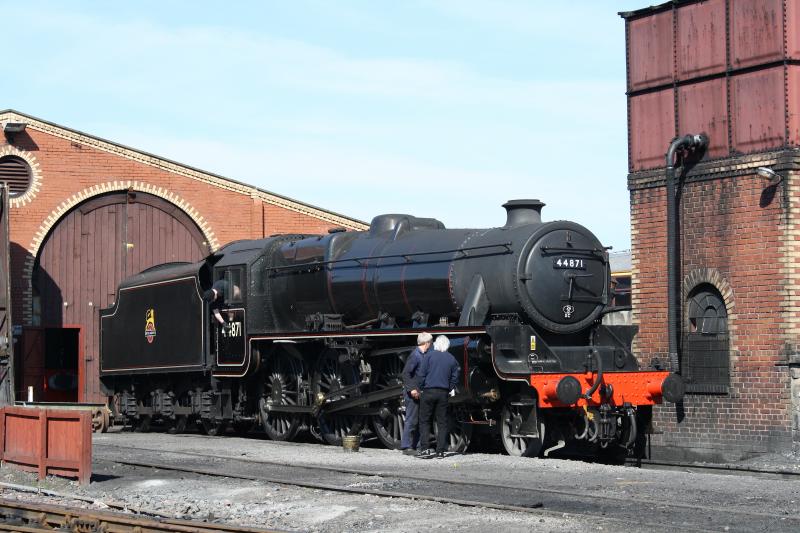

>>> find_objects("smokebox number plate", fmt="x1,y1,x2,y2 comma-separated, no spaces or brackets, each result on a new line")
553,257,586,270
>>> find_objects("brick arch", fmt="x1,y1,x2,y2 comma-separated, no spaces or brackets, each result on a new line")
0,145,42,207
19,181,219,325
682,267,737,351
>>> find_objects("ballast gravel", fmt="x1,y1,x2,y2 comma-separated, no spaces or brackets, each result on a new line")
1,429,799,532
0,467,599,533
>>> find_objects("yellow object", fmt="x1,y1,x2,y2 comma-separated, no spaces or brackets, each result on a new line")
342,435,360,452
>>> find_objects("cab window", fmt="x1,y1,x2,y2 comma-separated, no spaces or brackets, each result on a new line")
215,268,244,304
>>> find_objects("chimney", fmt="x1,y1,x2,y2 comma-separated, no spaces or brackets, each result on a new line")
502,199,545,228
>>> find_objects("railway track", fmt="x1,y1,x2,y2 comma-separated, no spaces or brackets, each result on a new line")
0,498,279,533
629,458,800,479
92,442,799,533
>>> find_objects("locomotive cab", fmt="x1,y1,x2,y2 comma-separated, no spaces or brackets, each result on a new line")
205,239,266,375
209,265,247,370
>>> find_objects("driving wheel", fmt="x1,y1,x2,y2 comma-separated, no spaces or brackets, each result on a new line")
500,403,544,457
370,352,406,449
261,348,305,441
312,348,366,446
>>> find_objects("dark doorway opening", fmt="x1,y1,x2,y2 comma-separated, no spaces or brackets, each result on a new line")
43,328,79,402
19,327,81,402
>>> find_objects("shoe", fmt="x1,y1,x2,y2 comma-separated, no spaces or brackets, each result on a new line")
434,452,445,459
402,448,417,456
415,449,434,458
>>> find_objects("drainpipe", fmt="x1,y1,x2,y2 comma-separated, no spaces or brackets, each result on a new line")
665,134,708,372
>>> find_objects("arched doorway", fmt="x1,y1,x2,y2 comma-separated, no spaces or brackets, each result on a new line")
25,191,211,403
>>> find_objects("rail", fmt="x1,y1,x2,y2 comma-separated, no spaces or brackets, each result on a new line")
0,498,278,533
90,443,799,532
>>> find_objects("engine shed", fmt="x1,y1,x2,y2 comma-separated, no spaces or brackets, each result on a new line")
622,0,800,459
0,109,366,406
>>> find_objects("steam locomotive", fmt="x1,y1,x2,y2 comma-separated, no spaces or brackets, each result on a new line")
99,199,683,457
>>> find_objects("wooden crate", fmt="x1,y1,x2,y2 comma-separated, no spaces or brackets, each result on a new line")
0,406,91,485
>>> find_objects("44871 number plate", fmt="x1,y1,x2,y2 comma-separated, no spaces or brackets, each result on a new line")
553,257,586,270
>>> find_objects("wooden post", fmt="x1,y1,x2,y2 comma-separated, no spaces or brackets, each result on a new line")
0,184,13,406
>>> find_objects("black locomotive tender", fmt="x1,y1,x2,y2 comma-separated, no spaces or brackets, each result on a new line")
100,200,683,456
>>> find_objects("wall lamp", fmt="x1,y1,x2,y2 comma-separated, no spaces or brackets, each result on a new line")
756,167,783,186
3,122,26,142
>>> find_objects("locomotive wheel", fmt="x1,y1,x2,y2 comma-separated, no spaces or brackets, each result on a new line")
427,413,473,453
312,348,366,446
370,353,405,449
500,403,544,457
261,349,304,441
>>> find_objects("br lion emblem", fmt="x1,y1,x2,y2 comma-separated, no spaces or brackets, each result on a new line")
145,308,157,344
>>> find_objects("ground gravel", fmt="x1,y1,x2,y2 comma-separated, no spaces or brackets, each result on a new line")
0,429,798,532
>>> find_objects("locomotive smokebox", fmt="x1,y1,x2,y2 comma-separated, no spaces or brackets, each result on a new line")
503,199,545,228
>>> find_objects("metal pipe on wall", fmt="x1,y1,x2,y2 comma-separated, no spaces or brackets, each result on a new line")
665,134,708,373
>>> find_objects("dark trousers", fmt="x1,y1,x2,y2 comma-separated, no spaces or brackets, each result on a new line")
418,388,449,453
400,391,420,450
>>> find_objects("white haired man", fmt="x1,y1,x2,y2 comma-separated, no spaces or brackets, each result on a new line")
416,335,460,459
400,331,432,455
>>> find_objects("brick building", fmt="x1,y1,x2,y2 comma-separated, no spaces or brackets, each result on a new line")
622,0,800,460
0,109,367,405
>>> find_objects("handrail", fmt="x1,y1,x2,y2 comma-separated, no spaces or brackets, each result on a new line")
266,242,513,274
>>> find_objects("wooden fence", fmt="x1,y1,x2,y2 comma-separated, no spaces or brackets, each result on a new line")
0,406,91,484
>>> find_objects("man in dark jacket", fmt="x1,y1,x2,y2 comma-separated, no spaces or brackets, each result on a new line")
416,335,460,458
400,332,432,454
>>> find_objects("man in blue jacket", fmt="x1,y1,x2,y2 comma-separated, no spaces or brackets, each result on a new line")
416,335,460,458
400,332,432,455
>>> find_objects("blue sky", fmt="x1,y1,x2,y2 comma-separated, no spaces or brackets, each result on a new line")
3,1,647,250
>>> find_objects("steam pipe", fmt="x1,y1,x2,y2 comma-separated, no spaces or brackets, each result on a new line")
665,134,708,372
625,408,638,448
583,349,603,400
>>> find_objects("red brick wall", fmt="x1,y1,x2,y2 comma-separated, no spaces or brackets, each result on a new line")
630,161,795,458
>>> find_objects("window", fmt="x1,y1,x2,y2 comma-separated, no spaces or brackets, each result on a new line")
611,274,631,307
226,268,243,304
214,267,244,304
0,155,32,197
682,284,730,393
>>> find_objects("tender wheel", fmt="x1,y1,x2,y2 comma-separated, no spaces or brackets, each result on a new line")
500,403,544,457
166,416,188,435
200,419,226,436
261,348,304,441
233,420,254,436
312,348,365,446
370,352,405,449
133,415,152,433
91,409,108,433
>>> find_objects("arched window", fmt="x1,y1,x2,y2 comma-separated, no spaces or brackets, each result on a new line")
682,284,730,393
0,155,33,197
